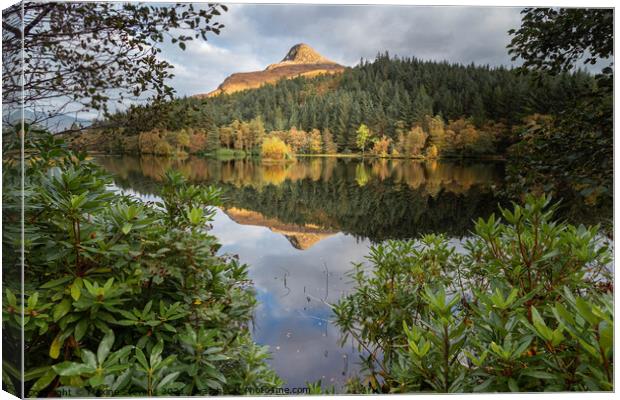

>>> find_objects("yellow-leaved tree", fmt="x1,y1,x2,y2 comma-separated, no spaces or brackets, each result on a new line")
261,136,292,160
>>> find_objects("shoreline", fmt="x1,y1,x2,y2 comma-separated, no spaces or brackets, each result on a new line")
87,151,507,162
292,153,507,161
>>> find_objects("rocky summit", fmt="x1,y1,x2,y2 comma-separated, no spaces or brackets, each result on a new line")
198,43,344,97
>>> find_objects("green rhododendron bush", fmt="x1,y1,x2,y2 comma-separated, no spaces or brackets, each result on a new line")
2,128,281,396
335,195,613,393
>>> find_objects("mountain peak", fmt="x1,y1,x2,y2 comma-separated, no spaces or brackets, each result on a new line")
281,43,331,64
198,43,344,97
265,43,336,71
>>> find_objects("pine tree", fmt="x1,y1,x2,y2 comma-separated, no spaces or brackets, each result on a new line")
322,128,337,154
289,107,299,129
471,94,486,127
206,128,220,152
412,85,433,126
347,102,362,150
335,98,350,152
274,107,286,131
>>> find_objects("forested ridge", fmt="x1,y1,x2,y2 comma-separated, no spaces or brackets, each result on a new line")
202,54,591,132
89,53,595,157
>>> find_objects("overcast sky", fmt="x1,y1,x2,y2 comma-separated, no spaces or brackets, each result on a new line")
161,4,524,97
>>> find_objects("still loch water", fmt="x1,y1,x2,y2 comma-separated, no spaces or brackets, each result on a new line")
93,155,505,390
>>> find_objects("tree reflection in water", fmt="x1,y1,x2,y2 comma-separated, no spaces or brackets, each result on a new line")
95,155,506,244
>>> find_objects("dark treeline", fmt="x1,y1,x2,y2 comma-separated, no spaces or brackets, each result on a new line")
100,53,595,154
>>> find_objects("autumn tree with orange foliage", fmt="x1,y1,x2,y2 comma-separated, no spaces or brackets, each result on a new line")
371,136,391,157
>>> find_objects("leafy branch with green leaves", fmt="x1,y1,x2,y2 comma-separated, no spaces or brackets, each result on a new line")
2,126,281,396
334,195,612,393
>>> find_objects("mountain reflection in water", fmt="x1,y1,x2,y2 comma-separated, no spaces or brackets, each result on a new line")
93,154,505,390
223,207,338,250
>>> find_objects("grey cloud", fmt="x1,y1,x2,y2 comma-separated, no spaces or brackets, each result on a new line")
164,4,524,97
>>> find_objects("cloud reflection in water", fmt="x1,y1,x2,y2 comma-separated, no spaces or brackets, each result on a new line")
211,208,369,388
